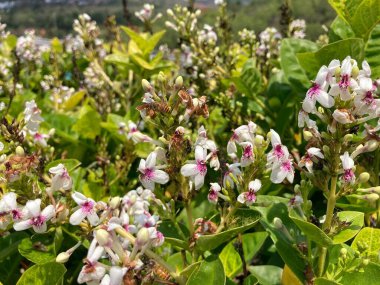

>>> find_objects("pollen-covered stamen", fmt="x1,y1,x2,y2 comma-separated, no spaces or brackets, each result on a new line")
196,160,207,175
30,215,46,227
339,74,350,89
81,201,95,214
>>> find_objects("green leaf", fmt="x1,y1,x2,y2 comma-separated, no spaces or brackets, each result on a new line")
297,38,365,77
121,26,147,50
18,233,56,265
104,53,130,66
50,37,63,53
254,196,307,283
72,105,101,139
289,210,332,247
248,265,282,285
280,38,318,91
314,277,342,285
220,232,268,278
145,30,166,55
187,255,226,285
45,159,81,172
243,275,259,285
351,227,380,263
365,24,380,78
195,209,260,252
329,17,355,42
340,262,380,284
328,0,380,41
16,262,66,285
332,211,364,244
167,252,192,272
130,54,154,70
62,90,86,111
0,231,28,261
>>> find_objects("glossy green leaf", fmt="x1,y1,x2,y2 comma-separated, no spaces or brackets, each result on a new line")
72,105,101,139
104,53,130,66
248,265,282,285
329,17,355,42
297,38,365,77
351,227,380,263
195,209,260,251
332,211,364,244
16,262,66,285
340,262,380,284
243,275,259,285
62,90,86,111
365,24,380,78
328,0,380,41
314,278,342,285
45,159,81,172
187,255,225,285
18,233,56,264
220,232,268,278
289,210,332,247
280,38,318,91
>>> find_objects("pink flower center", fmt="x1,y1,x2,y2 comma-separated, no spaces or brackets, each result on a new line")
196,160,207,175
142,168,155,180
307,84,321,99
281,160,292,172
339,74,350,89
30,215,46,227
243,145,253,158
11,209,22,220
246,191,257,202
81,200,95,214
34,133,43,140
274,144,284,158
364,91,374,105
208,190,218,201
343,169,355,183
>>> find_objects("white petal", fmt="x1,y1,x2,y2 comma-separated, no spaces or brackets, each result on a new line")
138,159,146,172
49,163,64,174
270,166,287,184
249,179,262,192
33,223,47,233
227,140,237,154
109,266,125,285
72,192,87,205
140,177,155,190
315,66,328,86
25,199,41,217
329,84,340,96
237,193,246,204
287,169,295,183
270,129,281,146
340,152,354,169
194,174,205,190
152,170,169,184
341,56,352,75
307,147,324,159
195,145,206,161
3,192,17,210
69,209,86,225
359,77,372,91
181,164,198,177
41,205,55,220
145,152,157,169
302,97,316,113
316,90,334,108
14,220,32,231
87,212,100,226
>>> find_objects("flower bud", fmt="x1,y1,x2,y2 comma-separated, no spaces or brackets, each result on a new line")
175,76,183,88
136,227,150,246
333,109,353,124
352,66,359,78
157,72,166,83
362,259,370,266
254,135,264,146
15,146,24,156
358,172,370,184
365,140,379,152
303,130,313,141
360,193,379,202
142,79,152,92
357,186,380,194
334,67,341,78
343,134,353,142
96,229,111,246
109,197,121,209
56,252,70,263
273,217,283,229
322,145,330,155
167,9,174,16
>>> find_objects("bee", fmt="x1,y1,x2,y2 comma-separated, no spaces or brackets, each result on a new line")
136,102,171,118
3,154,39,181
153,264,175,284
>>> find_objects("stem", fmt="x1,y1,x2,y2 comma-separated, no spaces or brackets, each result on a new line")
185,200,194,234
323,176,337,231
215,206,237,234
317,247,327,277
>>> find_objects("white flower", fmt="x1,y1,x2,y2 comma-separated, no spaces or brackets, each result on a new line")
298,110,318,130
181,146,208,190
354,77,379,116
33,132,49,147
240,142,255,167
0,141,3,151
78,238,106,284
270,159,294,184
0,192,23,221
100,266,127,285
13,199,55,233
298,147,324,173
138,152,169,190
127,121,154,144
237,179,261,206
329,56,358,101
24,100,43,132
208,183,221,204
223,163,241,189
49,164,72,192
340,152,355,184
302,66,334,112
267,129,289,165
70,192,99,226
